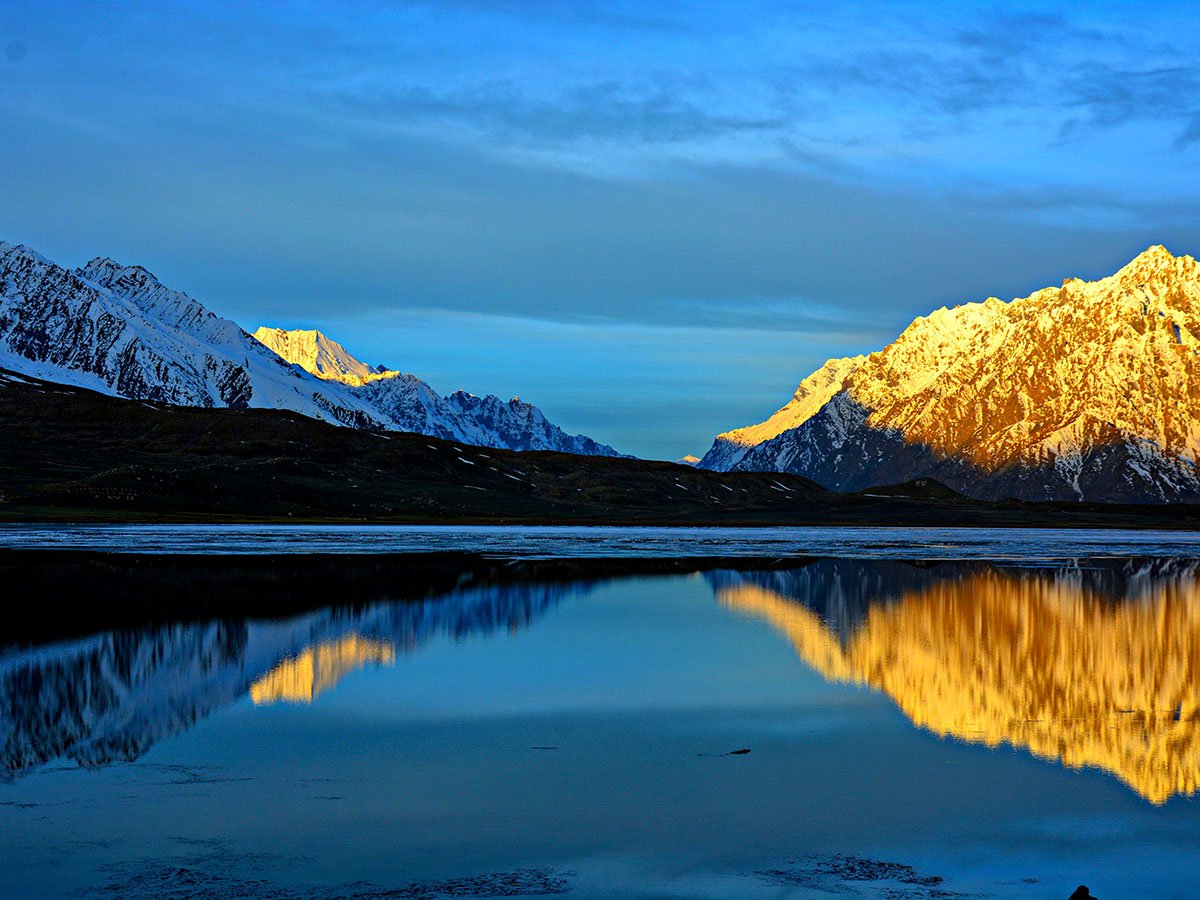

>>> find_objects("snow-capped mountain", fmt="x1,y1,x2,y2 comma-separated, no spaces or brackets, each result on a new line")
254,325,624,455
700,355,865,472
700,246,1200,502
0,241,621,456
0,243,384,428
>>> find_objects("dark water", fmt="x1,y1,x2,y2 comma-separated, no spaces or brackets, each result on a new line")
1,554,1198,898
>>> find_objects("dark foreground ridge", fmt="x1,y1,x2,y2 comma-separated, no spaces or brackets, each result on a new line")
5,370,1200,527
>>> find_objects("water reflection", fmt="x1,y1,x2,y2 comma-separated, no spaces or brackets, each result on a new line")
2,557,1198,806
248,635,397,705
0,580,589,779
712,560,1200,804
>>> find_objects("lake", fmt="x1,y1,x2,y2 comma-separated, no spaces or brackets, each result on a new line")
0,528,1197,898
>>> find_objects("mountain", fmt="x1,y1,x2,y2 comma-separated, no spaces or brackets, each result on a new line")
4,368,880,525
255,324,625,455
701,356,864,472
0,241,621,456
700,246,1200,502
674,455,701,466
0,243,383,427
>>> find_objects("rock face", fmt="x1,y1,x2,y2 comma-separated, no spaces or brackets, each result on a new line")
252,326,393,386
0,241,622,456
700,246,1200,502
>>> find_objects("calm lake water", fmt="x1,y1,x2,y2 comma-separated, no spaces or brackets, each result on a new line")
1,534,1198,898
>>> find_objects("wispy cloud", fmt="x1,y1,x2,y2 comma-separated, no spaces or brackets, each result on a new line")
1060,65,1200,143
333,78,788,146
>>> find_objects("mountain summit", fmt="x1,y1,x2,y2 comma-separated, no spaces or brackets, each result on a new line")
700,246,1200,502
252,327,394,386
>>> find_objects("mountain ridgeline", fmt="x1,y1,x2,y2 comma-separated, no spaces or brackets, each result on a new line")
701,246,1200,503
252,326,622,456
0,242,621,457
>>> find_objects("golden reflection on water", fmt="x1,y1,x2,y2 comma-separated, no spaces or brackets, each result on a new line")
249,634,396,705
719,570,1200,804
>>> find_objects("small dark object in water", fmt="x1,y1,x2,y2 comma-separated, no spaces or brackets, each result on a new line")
729,748,752,755
698,748,752,757
1069,886,1097,900
530,746,558,750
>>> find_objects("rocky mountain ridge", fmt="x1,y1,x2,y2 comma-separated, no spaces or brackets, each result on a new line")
255,325,624,456
701,246,1200,502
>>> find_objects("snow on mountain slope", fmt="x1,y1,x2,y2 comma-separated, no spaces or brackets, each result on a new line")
444,390,624,456
0,240,623,456
701,246,1200,502
255,326,625,456
0,243,385,428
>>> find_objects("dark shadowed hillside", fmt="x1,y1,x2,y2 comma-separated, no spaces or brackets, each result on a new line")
5,370,1200,528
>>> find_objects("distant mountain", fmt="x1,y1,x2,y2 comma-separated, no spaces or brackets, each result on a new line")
700,246,1200,502
674,455,701,466
0,241,621,456
254,325,625,455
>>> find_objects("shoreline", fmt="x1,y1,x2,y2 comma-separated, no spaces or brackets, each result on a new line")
8,506,1200,528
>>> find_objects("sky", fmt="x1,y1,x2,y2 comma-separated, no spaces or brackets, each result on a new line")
1,1,1199,459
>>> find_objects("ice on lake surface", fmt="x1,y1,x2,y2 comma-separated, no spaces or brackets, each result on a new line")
7,522,1200,558
1,539,1198,897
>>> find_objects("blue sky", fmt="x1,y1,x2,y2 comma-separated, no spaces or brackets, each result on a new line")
1,1,1198,458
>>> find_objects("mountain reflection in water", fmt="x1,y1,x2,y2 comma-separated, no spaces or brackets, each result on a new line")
1,557,1198,805
712,560,1200,804
0,579,590,779
248,634,397,705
